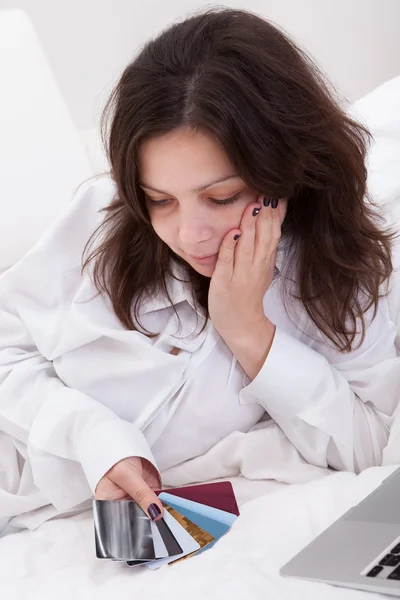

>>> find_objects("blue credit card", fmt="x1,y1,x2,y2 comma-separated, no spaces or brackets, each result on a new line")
158,492,238,552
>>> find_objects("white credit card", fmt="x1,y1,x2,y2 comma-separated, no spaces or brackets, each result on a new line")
146,508,200,569
150,520,169,558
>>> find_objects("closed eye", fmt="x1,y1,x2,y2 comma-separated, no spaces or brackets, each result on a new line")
211,192,241,205
146,198,170,207
146,192,241,208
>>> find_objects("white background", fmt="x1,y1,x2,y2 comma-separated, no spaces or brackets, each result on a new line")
0,0,399,134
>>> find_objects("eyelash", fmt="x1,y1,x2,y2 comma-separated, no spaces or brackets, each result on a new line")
147,192,241,208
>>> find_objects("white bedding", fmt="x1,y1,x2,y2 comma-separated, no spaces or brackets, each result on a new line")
1,13,400,598
1,420,399,600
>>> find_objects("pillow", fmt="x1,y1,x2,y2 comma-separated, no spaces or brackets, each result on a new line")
0,9,93,271
352,75,400,214
351,75,400,348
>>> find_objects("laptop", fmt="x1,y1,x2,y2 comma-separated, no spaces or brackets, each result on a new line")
280,467,400,596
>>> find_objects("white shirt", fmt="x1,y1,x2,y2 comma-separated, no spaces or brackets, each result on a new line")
0,176,399,531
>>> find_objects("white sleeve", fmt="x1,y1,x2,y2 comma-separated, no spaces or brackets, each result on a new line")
0,178,160,514
239,300,400,472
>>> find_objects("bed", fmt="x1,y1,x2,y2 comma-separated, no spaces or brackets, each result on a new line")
1,9,400,600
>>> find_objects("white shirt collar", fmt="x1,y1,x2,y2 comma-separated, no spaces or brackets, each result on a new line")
140,260,195,316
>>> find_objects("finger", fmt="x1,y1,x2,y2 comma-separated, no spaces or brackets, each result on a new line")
95,477,130,501
141,458,163,491
254,196,281,265
234,202,261,270
213,229,241,282
110,461,164,521
254,195,273,263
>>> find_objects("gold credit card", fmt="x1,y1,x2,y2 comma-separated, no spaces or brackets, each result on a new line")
161,502,215,565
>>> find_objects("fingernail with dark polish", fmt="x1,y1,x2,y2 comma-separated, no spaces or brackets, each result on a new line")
271,198,279,209
233,234,241,240
252,207,261,217
263,197,271,207
148,503,161,520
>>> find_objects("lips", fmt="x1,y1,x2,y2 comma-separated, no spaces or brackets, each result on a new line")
191,253,217,259
188,253,218,265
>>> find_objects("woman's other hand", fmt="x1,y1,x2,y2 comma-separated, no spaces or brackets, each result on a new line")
209,195,286,340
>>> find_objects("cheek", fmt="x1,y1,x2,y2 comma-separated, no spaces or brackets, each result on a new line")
149,213,173,245
221,200,250,230
204,205,243,242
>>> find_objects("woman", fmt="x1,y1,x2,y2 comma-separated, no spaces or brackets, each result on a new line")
0,7,399,533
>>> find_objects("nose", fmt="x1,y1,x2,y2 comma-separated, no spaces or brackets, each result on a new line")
178,209,213,247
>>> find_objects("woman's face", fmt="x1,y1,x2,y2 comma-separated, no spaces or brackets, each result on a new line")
138,127,287,277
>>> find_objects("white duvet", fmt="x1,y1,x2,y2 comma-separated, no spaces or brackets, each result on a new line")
1,419,400,600
2,75,400,600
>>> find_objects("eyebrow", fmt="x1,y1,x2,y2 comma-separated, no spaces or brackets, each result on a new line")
139,175,240,194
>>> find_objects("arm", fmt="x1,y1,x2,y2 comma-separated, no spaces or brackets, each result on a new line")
0,179,160,515
224,303,399,472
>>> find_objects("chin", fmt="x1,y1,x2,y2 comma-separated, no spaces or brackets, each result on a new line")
189,263,216,277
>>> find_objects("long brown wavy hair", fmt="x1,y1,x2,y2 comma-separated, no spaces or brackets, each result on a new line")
83,7,395,352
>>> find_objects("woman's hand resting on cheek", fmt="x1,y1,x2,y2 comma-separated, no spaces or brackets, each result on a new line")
208,196,286,380
95,456,164,521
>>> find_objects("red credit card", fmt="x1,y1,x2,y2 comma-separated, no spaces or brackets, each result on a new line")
155,481,239,516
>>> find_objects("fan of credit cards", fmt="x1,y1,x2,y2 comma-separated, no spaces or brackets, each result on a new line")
93,482,239,568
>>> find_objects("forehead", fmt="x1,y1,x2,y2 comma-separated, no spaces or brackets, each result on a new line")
138,127,236,192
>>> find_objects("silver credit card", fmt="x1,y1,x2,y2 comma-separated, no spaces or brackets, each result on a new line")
93,500,155,561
